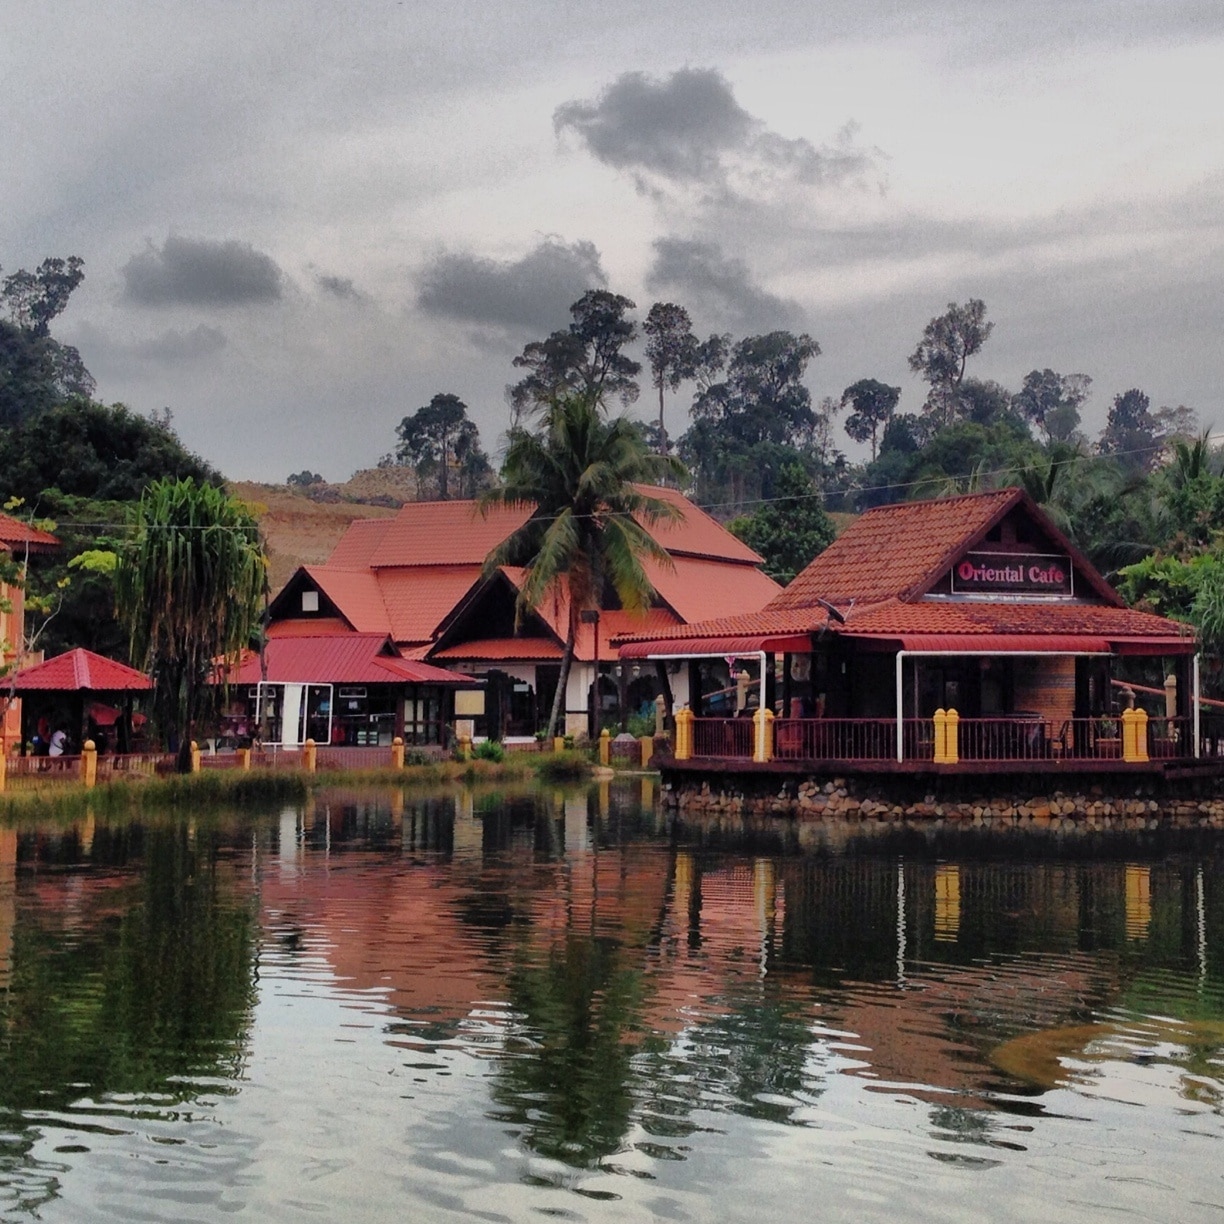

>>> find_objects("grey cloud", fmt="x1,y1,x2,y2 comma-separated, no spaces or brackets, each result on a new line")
555,68,879,192
417,237,606,334
647,237,804,332
131,324,228,363
122,236,283,307
315,273,367,302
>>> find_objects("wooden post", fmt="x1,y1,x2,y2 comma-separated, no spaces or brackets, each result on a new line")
303,738,317,773
599,727,611,766
945,709,959,764
674,708,693,760
82,739,97,788
933,709,947,763
640,735,653,767
237,747,251,771
190,740,201,773
392,736,405,769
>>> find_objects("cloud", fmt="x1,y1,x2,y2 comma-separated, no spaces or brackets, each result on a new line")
646,237,803,332
315,273,362,301
122,236,283,307
131,324,228,363
555,68,881,196
417,236,606,334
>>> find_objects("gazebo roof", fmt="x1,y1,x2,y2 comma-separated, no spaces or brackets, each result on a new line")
12,648,153,693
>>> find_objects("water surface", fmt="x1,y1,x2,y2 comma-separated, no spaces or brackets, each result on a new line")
2,784,1224,1221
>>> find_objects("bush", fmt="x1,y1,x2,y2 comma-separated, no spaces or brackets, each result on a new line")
626,712,656,739
472,739,505,763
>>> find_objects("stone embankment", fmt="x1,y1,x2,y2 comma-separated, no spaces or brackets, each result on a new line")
664,775,1224,830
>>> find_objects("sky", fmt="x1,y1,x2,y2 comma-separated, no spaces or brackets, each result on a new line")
4,1,1223,483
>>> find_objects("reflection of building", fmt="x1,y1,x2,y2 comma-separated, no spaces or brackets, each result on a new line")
261,488,779,740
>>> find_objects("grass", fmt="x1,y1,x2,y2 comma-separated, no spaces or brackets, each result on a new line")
0,750,605,825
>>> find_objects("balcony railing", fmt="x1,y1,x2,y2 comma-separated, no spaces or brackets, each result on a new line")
687,714,1197,764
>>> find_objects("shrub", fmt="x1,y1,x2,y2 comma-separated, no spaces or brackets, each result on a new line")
472,739,505,763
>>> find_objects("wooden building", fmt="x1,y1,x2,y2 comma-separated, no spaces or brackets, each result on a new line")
615,488,1200,772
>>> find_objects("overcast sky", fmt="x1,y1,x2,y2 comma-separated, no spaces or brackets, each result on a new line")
4,1,1222,482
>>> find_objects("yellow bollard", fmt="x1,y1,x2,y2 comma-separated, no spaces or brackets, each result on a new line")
753,706,774,763
553,736,566,754
458,733,471,761
945,709,959,764
190,740,201,773
674,708,693,760
237,746,251,771
303,738,317,774
82,739,97,788
933,709,947,763
599,727,611,766
392,736,405,769
1134,708,1149,761
0,749,6,794
640,735,654,768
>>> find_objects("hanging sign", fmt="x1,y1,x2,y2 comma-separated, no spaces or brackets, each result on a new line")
951,551,1072,596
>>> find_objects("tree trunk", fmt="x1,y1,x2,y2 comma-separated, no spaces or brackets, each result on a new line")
546,613,577,741
657,382,667,457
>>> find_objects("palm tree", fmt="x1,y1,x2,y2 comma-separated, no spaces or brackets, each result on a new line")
116,478,266,770
481,395,685,740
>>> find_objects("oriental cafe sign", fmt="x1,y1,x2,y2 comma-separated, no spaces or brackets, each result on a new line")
951,551,1073,597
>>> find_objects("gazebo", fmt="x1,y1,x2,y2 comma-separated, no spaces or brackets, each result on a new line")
11,648,153,755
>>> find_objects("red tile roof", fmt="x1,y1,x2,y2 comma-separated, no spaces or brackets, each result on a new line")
377,566,484,642
0,512,60,554
223,635,471,685
304,567,391,635
366,501,534,568
326,518,393,569
645,554,781,622
267,617,351,637
13,648,152,692
631,484,763,563
612,489,1194,655
430,637,565,661
773,489,1022,608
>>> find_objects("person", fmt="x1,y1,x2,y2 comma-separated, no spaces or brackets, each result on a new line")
48,728,67,757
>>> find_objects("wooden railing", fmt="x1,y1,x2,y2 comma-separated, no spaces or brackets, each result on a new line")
686,714,1199,764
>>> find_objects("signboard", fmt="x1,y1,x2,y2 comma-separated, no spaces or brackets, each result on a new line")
951,551,1073,596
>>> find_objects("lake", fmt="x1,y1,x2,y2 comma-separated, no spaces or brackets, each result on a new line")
2,780,1223,1221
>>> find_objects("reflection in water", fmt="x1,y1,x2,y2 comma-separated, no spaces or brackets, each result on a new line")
2,788,1224,1219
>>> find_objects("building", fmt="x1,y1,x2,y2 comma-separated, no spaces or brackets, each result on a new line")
0,511,61,753
614,487,1201,771
261,485,781,740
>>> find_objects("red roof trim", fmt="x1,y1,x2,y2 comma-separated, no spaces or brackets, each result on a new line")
619,633,812,658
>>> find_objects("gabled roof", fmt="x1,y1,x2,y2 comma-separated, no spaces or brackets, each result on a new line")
645,554,781,623
223,634,472,686
326,517,394,569
302,567,391,634
632,484,763,564
613,488,1194,655
0,512,60,555
13,648,152,692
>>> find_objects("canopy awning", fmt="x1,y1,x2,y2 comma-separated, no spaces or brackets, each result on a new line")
618,633,813,659
850,633,1112,654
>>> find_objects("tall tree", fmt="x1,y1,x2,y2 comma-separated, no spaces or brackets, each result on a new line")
642,302,698,455
510,290,641,417
480,395,684,739
841,378,900,461
1099,388,1161,476
908,298,992,426
727,462,835,584
1012,369,1091,442
0,255,94,427
396,392,490,500
116,478,267,770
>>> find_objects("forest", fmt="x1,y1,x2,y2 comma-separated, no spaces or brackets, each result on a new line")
3,258,1223,678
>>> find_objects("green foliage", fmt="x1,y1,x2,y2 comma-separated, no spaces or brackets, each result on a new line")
643,301,698,453
115,479,267,764
728,462,836,584
1099,388,1162,476
841,377,899,461
0,398,220,502
908,298,993,425
395,392,491,500
472,738,506,762
510,289,641,419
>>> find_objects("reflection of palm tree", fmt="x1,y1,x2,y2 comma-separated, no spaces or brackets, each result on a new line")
490,935,647,1166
